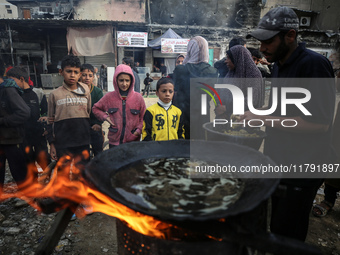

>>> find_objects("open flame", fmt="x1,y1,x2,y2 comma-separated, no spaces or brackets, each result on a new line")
0,151,172,239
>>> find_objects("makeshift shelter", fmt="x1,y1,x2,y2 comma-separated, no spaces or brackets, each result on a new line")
148,28,183,75
148,28,182,49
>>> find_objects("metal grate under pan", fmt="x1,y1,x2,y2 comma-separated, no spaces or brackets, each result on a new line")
116,219,245,255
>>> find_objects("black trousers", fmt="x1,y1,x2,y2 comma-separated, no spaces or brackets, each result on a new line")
24,135,50,170
56,145,90,163
0,144,28,191
90,129,103,157
270,181,322,241
324,183,340,205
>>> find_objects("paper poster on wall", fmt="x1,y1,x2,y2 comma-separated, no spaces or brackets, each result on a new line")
117,31,148,47
161,38,189,53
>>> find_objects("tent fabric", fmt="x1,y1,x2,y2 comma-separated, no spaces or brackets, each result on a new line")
148,28,182,49
67,26,114,56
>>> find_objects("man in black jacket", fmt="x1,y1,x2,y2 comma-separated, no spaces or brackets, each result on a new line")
0,59,30,193
244,7,335,241
7,67,49,170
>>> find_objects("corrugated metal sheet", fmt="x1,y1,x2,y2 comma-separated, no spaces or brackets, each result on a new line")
84,53,115,68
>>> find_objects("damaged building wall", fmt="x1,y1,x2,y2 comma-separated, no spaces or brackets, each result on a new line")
7,0,146,22
149,0,260,28
148,0,262,59
308,0,340,32
299,31,340,69
261,0,311,14
75,0,145,22
7,0,74,19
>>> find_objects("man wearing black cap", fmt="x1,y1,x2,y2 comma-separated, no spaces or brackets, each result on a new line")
242,7,335,241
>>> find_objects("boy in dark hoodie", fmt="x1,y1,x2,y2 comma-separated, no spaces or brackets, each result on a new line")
93,64,145,148
7,67,49,169
47,55,91,160
0,58,30,193
80,63,104,156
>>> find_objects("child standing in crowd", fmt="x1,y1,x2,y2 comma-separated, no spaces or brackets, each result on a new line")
92,64,145,148
46,55,91,160
142,73,153,97
7,67,49,169
122,57,140,93
80,64,104,157
142,78,184,141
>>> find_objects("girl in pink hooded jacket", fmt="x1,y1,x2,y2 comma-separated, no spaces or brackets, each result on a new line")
92,64,146,147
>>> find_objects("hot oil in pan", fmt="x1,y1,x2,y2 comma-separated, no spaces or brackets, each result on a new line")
111,158,244,218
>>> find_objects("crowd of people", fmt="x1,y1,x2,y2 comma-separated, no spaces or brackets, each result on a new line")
0,6,339,249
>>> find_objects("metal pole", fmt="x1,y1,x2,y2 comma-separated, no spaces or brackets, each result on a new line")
8,23,15,66
35,208,74,255
47,34,51,63
114,25,117,66
147,0,151,25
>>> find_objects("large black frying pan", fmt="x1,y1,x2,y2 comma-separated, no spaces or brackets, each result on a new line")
83,140,279,222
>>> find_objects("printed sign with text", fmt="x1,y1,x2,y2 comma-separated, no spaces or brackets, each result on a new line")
161,38,190,53
117,31,148,47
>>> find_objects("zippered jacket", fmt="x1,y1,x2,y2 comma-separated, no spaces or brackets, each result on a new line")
142,103,185,141
92,64,146,145
47,82,91,149
22,87,44,144
0,79,30,144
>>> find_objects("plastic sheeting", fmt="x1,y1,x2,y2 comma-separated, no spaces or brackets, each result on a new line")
67,26,114,56
148,28,182,49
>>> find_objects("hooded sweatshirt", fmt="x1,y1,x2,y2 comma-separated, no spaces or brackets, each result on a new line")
47,82,91,149
92,64,146,146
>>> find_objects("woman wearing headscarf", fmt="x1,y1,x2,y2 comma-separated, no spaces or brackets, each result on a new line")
173,36,218,139
167,54,185,80
215,45,263,120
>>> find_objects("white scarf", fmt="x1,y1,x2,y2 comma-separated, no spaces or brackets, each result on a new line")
158,99,172,111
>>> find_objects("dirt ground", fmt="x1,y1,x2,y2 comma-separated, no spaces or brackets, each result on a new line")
1,185,339,255
307,187,340,255
69,189,340,255
1,95,340,255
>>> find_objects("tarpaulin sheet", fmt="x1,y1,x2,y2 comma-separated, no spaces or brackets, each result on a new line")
67,26,114,56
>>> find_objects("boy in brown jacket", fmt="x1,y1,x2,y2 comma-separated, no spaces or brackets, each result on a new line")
47,55,91,160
